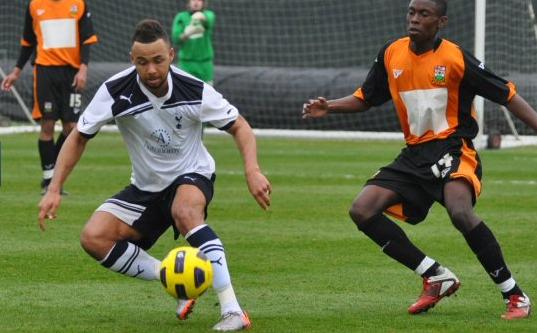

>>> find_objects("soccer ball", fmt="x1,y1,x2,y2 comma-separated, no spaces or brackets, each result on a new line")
159,246,213,299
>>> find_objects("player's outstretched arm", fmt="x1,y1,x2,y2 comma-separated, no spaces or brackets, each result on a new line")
226,116,272,210
38,129,89,231
302,95,369,119
506,94,537,132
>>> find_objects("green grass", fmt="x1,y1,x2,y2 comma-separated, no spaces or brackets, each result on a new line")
0,132,535,332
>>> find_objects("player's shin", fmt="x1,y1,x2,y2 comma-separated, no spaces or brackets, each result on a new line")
357,214,432,272
463,221,524,298
186,224,242,315
38,139,55,187
99,240,160,280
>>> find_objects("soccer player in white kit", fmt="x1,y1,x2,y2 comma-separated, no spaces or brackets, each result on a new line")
38,19,271,332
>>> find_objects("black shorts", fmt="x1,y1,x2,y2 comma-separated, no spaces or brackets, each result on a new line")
96,173,216,250
366,137,482,224
32,65,82,122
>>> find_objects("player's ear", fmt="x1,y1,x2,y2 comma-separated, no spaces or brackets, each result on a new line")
169,47,175,63
129,51,135,64
438,15,448,29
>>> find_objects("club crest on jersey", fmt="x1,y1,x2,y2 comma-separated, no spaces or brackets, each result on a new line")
433,66,447,85
70,5,79,16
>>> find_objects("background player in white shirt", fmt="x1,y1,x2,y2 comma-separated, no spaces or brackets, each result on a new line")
38,19,271,331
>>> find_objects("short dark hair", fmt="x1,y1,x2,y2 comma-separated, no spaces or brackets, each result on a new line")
430,0,447,16
132,19,170,44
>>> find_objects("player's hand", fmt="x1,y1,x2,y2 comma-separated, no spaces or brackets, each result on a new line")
245,169,272,210
1,68,21,92
192,11,206,22
38,190,62,231
184,24,205,37
302,97,329,119
72,65,88,91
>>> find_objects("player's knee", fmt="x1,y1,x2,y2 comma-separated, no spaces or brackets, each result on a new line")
62,122,76,134
80,224,114,260
348,201,375,230
171,205,203,233
447,207,478,233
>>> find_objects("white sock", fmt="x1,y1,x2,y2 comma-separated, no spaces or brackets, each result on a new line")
43,169,54,180
414,256,436,276
99,241,160,280
186,224,242,314
498,277,516,293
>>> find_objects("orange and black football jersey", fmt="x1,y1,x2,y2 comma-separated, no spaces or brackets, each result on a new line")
354,37,516,145
21,0,98,68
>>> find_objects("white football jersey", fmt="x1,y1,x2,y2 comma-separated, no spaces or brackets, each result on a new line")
78,66,239,192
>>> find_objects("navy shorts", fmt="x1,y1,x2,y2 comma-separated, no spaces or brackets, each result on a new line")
96,173,215,250
366,137,482,224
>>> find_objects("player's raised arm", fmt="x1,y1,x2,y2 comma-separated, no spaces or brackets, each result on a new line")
226,116,272,210
38,128,89,231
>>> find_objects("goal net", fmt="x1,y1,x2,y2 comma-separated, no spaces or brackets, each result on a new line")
1,0,536,135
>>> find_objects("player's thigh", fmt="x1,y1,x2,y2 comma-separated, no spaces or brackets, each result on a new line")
365,165,434,224
172,184,208,235
81,210,143,259
350,184,401,221
443,179,481,232
169,173,215,235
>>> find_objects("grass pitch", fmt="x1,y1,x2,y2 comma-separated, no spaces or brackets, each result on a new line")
0,132,535,332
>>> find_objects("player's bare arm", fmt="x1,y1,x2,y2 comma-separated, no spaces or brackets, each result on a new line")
38,128,89,230
302,95,370,119
226,115,272,210
506,94,537,131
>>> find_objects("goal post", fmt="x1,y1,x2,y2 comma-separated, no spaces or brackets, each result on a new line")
474,0,486,145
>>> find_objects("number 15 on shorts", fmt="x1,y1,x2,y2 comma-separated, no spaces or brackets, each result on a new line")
70,93,82,114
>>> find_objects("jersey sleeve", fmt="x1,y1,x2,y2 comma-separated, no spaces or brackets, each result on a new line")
79,2,98,45
353,42,392,106
77,84,115,138
199,83,239,130
21,3,36,47
204,10,216,31
171,12,187,46
461,48,516,105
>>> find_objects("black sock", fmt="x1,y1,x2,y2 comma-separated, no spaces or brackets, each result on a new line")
359,214,428,271
55,132,67,157
463,222,524,298
502,284,524,299
38,139,56,175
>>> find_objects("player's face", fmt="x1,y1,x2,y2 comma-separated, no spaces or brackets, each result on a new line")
131,38,175,96
188,0,204,11
406,0,447,44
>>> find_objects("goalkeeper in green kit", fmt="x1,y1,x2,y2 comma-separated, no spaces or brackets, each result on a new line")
171,0,215,84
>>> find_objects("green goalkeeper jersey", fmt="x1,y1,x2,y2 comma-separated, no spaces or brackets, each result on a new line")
171,10,215,62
